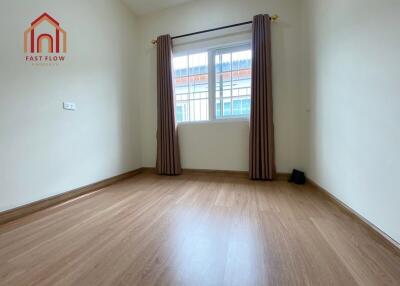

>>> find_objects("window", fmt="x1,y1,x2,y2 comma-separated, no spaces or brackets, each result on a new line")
215,48,251,119
173,52,209,122
173,44,251,123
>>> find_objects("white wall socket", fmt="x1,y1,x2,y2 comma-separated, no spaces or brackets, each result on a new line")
63,102,76,111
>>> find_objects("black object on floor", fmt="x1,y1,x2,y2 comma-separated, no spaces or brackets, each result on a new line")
289,169,306,185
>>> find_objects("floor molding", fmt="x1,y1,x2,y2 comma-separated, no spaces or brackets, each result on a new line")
142,167,290,181
307,177,400,256
0,168,144,225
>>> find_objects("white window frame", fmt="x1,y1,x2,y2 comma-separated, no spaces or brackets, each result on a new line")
173,42,251,125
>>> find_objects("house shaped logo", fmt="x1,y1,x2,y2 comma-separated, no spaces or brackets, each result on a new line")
24,13,67,53
24,13,67,65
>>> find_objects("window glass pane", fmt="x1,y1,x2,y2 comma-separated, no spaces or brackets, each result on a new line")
243,98,251,115
176,105,183,123
216,101,222,119
174,52,209,122
233,100,241,115
221,53,231,72
215,47,251,119
215,55,221,73
223,100,231,116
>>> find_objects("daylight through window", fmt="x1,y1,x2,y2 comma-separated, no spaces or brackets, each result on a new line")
173,44,251,123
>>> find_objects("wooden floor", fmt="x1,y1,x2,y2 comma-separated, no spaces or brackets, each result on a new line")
0,172,399,286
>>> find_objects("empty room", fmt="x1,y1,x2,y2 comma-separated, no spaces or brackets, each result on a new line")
1,0,399,285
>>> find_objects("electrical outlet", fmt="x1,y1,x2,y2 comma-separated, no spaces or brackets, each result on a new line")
63,102,76,111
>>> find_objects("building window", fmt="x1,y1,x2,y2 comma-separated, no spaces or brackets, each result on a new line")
173,44,251,123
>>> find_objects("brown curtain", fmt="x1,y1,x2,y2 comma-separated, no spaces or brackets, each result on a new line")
249,14,276,180
156,35,182,175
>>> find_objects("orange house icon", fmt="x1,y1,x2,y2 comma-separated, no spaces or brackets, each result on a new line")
24,13,67,53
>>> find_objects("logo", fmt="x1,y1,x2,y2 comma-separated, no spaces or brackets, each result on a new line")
24,13,67,66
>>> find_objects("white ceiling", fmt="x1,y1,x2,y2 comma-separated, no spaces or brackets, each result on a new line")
122,0,198,15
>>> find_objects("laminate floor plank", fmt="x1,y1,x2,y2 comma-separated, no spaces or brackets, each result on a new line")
0,172,399,286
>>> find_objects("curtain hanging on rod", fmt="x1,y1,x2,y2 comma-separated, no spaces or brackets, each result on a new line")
249,14,276,180
156,34,182,176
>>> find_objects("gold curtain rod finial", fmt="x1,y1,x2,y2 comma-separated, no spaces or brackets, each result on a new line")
270,14,279,22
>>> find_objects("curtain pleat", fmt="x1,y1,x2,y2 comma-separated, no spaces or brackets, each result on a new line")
156,35,182,175
249,14,276,180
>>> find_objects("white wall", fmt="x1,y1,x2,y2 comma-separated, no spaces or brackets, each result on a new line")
137,0,308,173
179,121,250,171
0,0,141,211
304,0,400,243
